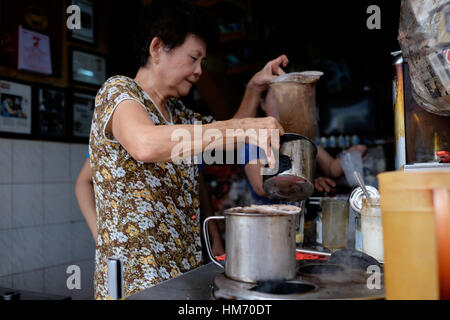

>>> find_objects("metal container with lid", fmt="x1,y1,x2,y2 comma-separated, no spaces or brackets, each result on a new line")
203,204,301,283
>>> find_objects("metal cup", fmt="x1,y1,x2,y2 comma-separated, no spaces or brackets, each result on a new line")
263,133,317,201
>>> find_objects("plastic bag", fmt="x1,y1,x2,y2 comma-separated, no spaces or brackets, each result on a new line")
398,0,450,116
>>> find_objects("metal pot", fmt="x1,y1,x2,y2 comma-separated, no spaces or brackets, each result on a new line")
203,205,301,283
262,133,317,201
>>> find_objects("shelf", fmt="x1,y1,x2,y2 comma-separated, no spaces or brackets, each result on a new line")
0,65,101,93
0,66,66,88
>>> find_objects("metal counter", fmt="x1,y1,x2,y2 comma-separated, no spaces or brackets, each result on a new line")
127,262,223,300
0,287,71,300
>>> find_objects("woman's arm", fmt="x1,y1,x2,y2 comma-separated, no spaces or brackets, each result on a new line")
233,55,289,119
75,158,97,242
108,56,288,164
316,146,344,179
316,145,367,179
199,172,225,257
109,101,284,165
244,162,269,197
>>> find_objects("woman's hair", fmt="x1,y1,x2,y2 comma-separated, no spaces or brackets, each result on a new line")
134,0,218,69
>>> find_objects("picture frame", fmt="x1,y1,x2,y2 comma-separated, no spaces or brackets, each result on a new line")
18,25,53,75
0,79,33,136
33,85,68,140
69,90,96,141
68,0,97,45
70,48,106,86
1,1,64,73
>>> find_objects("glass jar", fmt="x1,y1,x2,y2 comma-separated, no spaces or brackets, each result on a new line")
296,213,305,245
321,198,349,250
360,197,384,262
316,211,322,245
355,213,362,252
292,201,305,246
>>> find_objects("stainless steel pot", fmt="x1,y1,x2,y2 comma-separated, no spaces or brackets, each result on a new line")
263,133,317,201
203,205,301,283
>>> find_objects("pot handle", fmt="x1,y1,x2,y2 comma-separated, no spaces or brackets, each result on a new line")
433,188,450,300
203,216,225,269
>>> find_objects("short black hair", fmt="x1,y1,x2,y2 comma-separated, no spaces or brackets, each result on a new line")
133,0,219,68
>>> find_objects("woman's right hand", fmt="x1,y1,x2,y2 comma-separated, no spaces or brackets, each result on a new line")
234,117,285,169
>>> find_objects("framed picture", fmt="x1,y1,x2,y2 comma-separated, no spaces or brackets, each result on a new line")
34,86,67,139
70,48,106,86
1,1,64,73
18,25,52,75
0,79,32,135
71,91,96,139
68,0,96,45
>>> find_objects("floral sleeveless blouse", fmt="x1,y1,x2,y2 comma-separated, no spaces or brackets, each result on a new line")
89,75,214,299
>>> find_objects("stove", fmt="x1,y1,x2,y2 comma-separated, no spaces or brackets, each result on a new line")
211,259,385,300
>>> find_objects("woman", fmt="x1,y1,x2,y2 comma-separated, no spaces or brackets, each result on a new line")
90,0,288,299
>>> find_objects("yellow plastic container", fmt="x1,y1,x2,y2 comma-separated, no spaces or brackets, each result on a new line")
378,171,450,300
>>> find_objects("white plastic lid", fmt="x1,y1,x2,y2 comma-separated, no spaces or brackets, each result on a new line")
349,186,380,213
270,71,324,84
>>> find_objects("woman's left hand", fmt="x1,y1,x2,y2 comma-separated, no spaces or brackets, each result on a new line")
249,55,289,92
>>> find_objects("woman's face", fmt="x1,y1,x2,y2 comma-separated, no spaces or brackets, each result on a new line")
157,34,207,98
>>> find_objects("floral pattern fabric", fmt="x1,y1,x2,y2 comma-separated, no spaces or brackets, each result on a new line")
89,75,214,299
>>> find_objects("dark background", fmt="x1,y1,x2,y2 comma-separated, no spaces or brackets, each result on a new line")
107,0,401,144
0,0,402,154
